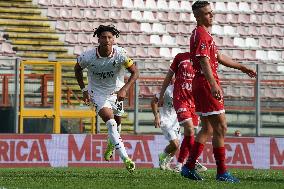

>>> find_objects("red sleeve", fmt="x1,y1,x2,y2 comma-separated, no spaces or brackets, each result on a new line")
194,30,211,59
169,54,180,74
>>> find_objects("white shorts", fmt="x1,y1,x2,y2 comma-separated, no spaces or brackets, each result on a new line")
160,119,181,142
89,93,124,117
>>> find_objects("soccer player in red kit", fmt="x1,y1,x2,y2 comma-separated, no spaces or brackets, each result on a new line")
181,1,256,183
158,52,207,173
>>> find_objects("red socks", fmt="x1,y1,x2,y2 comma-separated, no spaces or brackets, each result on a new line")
185,142,204,169
213,147,227,175
177,135,194,163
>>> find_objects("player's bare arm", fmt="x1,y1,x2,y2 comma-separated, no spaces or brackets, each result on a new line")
151,96,161,128
200,57,222,100
116,64,139,101
74,62,90,104
217,52,256,78
158,70,174,107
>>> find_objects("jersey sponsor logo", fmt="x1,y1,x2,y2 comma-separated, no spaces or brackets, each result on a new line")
181,82,192,91
94,71,114,79
0,135,51,167
176,108,187,113
182,72,195,80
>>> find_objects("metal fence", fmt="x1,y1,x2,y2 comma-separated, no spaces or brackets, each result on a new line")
133,63,284,137
0,59,283,136
0,57,19,133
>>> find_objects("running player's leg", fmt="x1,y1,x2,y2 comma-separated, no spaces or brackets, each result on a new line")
185,116,212,169
207,113,239,182
181,117,212,180
178,120,195,164
99,108,128,159
159,126,179,170
174,102,195,166
114,115,122,133
112,95,135,172
175,107,206,172
99,107,134,172
104,115,122,161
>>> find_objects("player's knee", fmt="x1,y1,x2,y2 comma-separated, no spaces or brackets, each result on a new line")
214,124,227,137
170,140,179,151
106,119,118,134
201,126,213,136
183,126,195,136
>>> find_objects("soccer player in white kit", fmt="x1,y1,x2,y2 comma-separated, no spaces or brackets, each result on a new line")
151,84,181,170
74,25,139,172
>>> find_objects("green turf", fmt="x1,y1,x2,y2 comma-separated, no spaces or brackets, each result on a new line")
0,167,283,189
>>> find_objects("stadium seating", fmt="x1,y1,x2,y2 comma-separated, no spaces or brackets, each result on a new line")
0,0,282,104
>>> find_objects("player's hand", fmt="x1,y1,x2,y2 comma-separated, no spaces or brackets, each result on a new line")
116,89,127,101
158,96,164,107
82,91,90,105
240,66,257,78
154,116,161,128
210,83,223,100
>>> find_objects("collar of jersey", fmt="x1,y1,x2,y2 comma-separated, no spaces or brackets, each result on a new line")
196,25,212,37
96,47,115,58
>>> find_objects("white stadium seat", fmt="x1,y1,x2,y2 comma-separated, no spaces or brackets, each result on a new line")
227,2,238,12
65,33,78,43
75,0,87,7
143,11,156,22
224,25,237,36
159,47,171,58
234,37,246,47
180,1,191,11
122,0,133,8
245,37,259,48
133,0,145,9
212,25,224,35
214,2,226,12
152,23,166,34
157,0,168,10
268,51,282,61
150,35,162,45
145,0,157,10
140,22,152,33
131,10,143,21
239,2,251,13
256,50,268,60
162,35,175,45
84,9,96,19
169,1,180,11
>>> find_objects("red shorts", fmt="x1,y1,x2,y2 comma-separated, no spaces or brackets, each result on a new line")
192,76,225,116
173,98,199,127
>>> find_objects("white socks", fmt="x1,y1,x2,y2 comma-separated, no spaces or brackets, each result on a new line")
106,119,128,160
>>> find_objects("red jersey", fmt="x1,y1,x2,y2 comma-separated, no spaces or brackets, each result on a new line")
190,26,225,115
169,52,195,106
190,26,219,82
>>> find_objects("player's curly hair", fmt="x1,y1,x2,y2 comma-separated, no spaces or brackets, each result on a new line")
192,1,210,11
93,25,120,38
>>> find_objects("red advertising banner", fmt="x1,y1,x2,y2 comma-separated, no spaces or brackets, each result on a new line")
0,134,282,169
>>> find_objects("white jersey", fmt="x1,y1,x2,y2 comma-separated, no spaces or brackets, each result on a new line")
77,45,133,96
156,85,178,128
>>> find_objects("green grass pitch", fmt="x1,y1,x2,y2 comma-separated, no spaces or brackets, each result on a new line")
0,167,283,189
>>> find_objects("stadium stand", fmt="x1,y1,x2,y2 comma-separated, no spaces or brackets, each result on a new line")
0,0,283,134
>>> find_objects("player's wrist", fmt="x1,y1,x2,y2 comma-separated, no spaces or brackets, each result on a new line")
81,87,88,93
